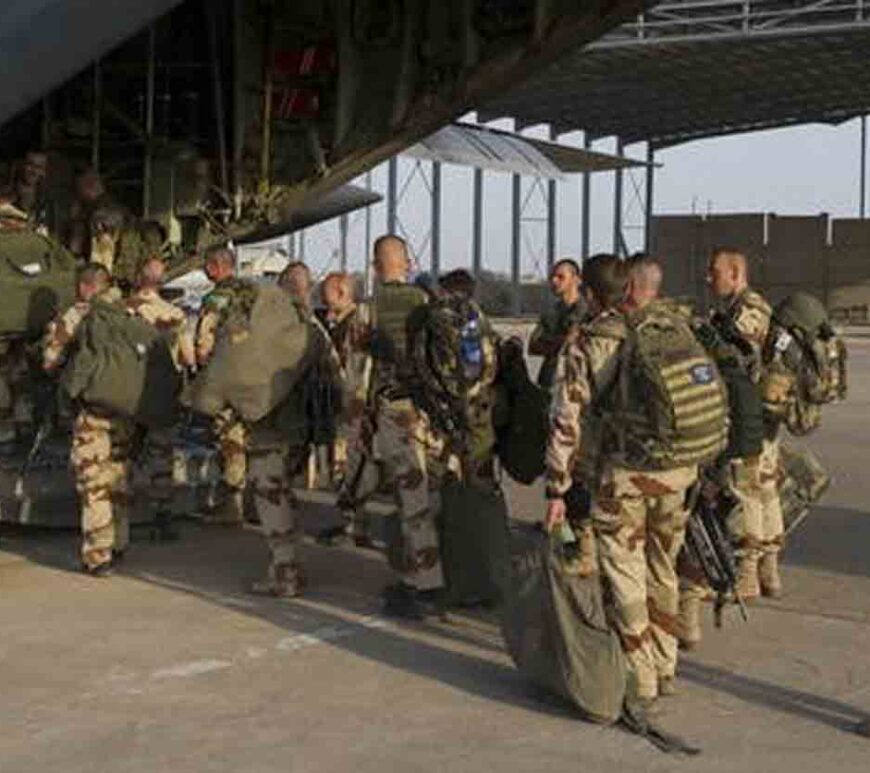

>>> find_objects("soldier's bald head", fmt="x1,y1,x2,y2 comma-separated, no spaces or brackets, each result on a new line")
76,262,111,300
204,244,236,282
373,234,410,282
708,247,749,298
626,253,663,310
138,257,166,290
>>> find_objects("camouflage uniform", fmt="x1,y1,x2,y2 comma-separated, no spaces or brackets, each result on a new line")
125,288,190,515
529,298,587,390
43,297,133,570
195,278,257,522
546,310,697,700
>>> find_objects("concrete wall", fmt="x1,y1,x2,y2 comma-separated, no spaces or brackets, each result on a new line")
651,213,870,321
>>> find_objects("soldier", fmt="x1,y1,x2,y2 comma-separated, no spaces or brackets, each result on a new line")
278,261,314,314
362,235,445,618
125,257,194,540
43,263,130,576
545,254,699,706
529,258,587,390
706,248,783,599
10,151,49,230
195,245,257,525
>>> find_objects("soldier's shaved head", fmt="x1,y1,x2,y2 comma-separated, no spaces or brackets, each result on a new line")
373,234,410,282
278,261,313,306
76,262,111,301
204,244,236,283
626,253,663,311
708,247,749,299
320,271,354,312
138,257,167,290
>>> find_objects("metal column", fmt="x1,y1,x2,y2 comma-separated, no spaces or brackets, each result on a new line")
387,157,398,233
645,143,655,252
511,173,522,315
91,62,102,172
547,127,557,272
861,116,867,219
143,25,156,217
339,213,349,271
613,137,624,256
364,170,373,293
581,133,591,259
472,167,483,275
431,161,442,275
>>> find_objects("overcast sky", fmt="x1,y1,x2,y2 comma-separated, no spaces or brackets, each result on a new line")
294,116,866,281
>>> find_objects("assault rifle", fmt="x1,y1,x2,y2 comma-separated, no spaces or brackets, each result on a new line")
684,480,749,627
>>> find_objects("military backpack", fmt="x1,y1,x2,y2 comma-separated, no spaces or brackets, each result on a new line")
60,299,182,428
0,230,77,339
612,303,729,470
761,292,847,436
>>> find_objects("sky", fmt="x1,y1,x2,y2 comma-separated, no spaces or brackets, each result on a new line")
292,116,867,282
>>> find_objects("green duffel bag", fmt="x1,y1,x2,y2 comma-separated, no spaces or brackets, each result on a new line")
186,284,322,422
60,300,182,429
780,443,831,537
501,523,627,724
0,230,77,338
438,479,511,607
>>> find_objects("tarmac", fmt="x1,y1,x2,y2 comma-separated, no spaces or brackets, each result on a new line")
1,339,869,772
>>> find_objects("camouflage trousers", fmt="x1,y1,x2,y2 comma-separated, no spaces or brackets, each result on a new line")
214,409,248,492
142,427,175,511
70,409,133,570
591,463,697,700
725,437,784,561
374,398,444,592
248,426,308,580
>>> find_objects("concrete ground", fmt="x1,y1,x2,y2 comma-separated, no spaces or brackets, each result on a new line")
2,342,870,772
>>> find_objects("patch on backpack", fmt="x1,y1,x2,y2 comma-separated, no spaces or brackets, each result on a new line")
690,363,715,385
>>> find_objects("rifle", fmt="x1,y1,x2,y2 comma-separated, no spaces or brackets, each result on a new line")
683,480,748,628
14,378,58,522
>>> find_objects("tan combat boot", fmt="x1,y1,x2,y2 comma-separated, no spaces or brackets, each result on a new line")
676,594,702,651
758,552,783,598
735,555,761,602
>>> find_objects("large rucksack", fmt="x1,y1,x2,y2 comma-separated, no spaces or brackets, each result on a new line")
60,300,182,428
613,303,729,470
762,292,847,436
186,284,322,422
0,230,77,338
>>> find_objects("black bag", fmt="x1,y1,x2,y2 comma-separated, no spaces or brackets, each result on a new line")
438,479,510,607
494,337,548,484
501,524,627,724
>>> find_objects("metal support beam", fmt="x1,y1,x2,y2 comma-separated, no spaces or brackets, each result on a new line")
613,137,624,255
387,157,398,233
472,167,483,275
581,133,591,259
339,213,349,271
91,62,102,172
143,25,156,217
645,143,656,251
364,170,373,290
511,173,522,315
431,161,442,275
232,0,244,218
861,115,867,219
206,0,229,198
547,126,557,272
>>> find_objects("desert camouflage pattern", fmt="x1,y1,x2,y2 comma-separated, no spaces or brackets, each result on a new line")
42,301,92,373
373,397,444,591
544,309,625,497
529,299,587,390
722,288,772,384
213,408,249,518
546,308,697,698
592,463,696,699
125,287,191,368
248,425,309,592
194,278,258,365
70,409,134,569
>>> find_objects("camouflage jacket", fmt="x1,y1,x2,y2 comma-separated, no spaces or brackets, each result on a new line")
41,288,122,373
544,309,625,497
529,298,588,390
125,288,193,368
194,278,258,365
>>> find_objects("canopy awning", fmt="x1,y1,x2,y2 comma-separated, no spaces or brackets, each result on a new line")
402,122,649,179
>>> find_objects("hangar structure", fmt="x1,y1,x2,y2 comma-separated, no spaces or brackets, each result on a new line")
476,0,870,261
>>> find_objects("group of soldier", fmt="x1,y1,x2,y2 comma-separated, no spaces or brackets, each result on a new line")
0,152,806,713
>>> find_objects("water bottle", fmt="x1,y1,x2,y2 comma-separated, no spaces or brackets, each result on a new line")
459,310,483,381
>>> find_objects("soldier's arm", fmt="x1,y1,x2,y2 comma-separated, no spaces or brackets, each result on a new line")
544,333,621,498
733,299,771,376
194,308,219,366
42,305,86,373
528,312,559,357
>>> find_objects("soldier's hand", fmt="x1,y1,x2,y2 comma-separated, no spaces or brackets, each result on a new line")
544,498,567,533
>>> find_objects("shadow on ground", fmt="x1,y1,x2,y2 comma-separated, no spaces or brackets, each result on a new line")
784,505,870,578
